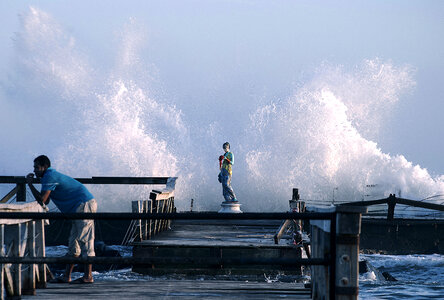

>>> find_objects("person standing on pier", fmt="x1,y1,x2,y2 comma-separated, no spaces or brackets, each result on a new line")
26,155,97,284
218,142,238,202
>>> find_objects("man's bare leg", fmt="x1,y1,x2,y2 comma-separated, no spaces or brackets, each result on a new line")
83,264,94,282
64,262,76,281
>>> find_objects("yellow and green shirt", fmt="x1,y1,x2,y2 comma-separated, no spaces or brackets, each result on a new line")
222,151,234,176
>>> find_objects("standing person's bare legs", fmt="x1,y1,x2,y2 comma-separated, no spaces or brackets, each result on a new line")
84,264,93,282
70,199,97,283
64,262,76,281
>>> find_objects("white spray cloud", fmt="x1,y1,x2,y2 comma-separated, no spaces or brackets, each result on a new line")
2,7,190,211
243,60,443,210
1,7,443,214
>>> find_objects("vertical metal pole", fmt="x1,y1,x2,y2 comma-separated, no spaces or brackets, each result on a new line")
329,212,337,300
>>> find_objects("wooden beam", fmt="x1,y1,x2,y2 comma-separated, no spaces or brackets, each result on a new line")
131,201,143,241
0,176,172,185
339,198,388,207
274,219,292,244
387,194,396,220
0,176,28,184
11,223,22,297
0,224,3,300
0,187,17,203
35,220,46,288
396,197,444,212
23,221,36,295
16,183,26,202
82,177,171,185
4,265,13,297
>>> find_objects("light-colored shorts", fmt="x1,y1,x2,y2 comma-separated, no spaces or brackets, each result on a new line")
68,199,97,257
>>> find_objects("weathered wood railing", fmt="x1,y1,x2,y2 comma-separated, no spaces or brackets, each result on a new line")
340,194,444,220
0,176,177,203
0,209,366,300
1,176,177,245
0,175,178,298
130,190,175,242
274,188,306,244
0,202,48,299
307,205,367,300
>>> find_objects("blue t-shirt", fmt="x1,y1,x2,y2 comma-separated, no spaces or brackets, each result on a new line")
41,168,94,213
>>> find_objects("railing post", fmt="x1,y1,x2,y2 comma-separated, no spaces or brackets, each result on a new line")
35,219,46,288
309,212,332,299
329,212,336,300
0,224,4,300
308,205,367,300
16,183,26,202
147,200,153,239
132,201,143,241
11,223,22,297
142,200,148,240
334,206,365,300
387,194,396,221
23,221,36,295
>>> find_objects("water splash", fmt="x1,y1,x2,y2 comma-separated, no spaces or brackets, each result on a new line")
242,61,443,210
1,7,190,209
1,7,444,212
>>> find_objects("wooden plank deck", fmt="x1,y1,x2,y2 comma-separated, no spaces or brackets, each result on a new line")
22,280,311,299
134,223,292,248
131,220,302,275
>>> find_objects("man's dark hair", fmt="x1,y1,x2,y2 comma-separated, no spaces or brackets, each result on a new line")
34,155,51,168
223,142,230,149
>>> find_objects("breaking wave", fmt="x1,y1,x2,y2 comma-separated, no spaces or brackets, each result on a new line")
1,7,444,212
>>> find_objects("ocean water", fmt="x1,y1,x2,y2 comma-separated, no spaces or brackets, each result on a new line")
360,254,444,299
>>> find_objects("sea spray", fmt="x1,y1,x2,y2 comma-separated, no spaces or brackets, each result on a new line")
1,7,444,213
0,7,192,210
242,62,444,210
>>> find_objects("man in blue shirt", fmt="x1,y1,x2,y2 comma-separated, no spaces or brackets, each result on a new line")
27,155,97,284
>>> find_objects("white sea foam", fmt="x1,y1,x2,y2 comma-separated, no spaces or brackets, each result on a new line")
242,61,444,210
360,254,444,299
2,7,444,212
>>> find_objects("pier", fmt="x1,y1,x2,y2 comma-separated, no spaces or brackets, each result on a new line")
21,280,311,299
0,176,367,299
132,219,302,276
